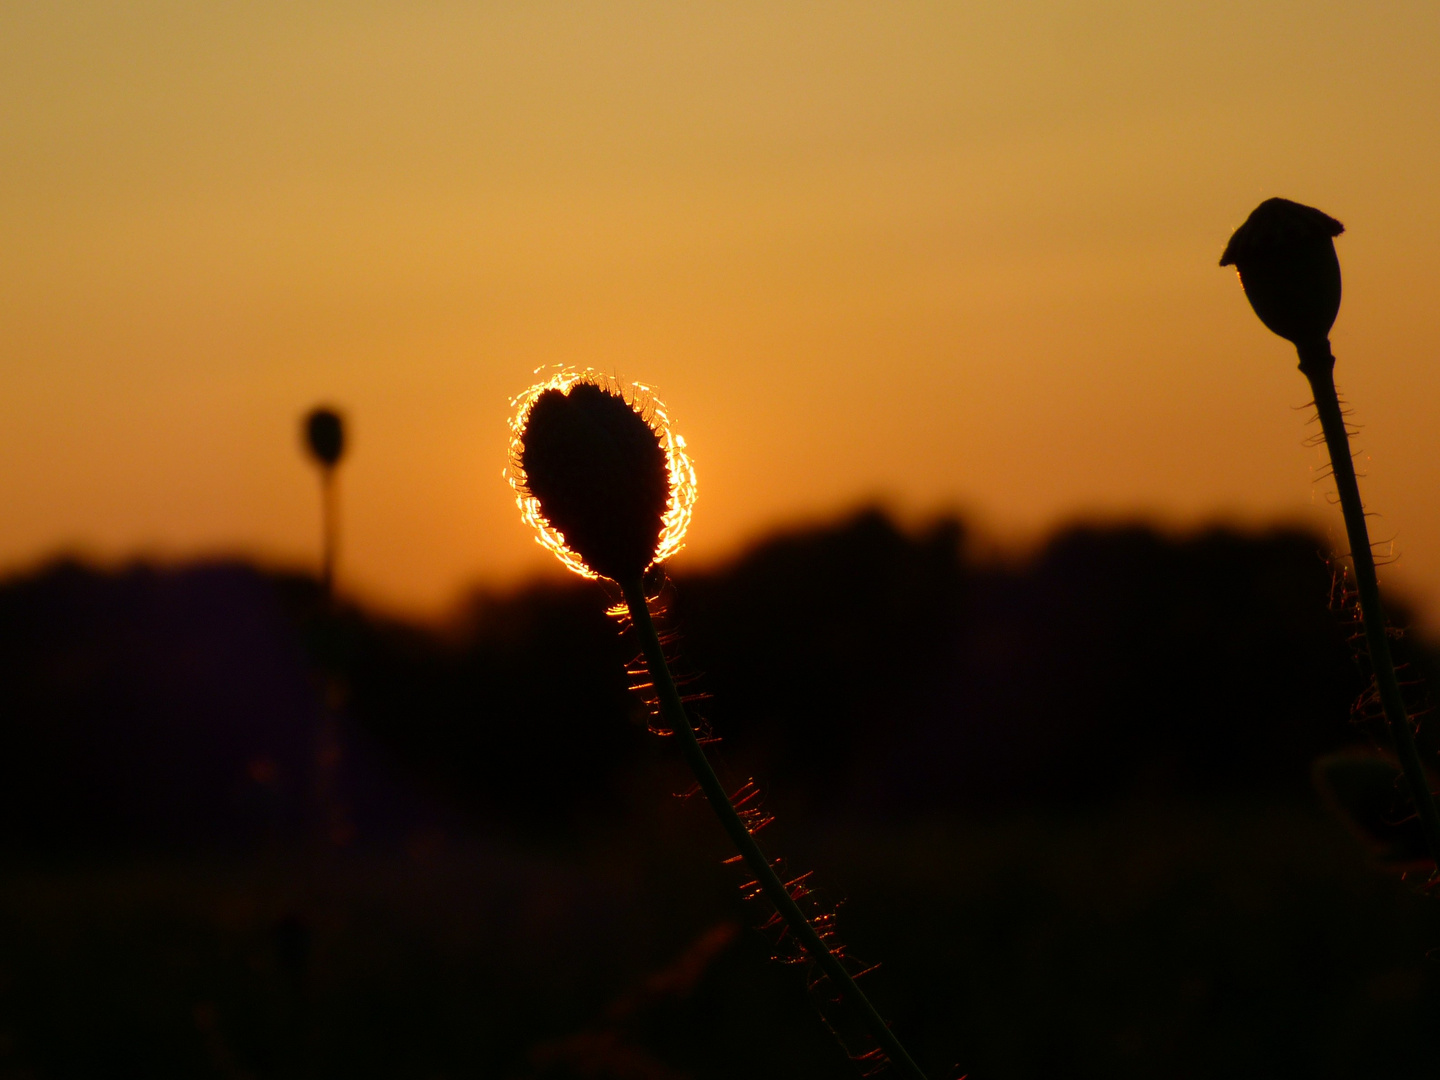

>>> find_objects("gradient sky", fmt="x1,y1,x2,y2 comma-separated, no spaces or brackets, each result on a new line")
3,2,1439,620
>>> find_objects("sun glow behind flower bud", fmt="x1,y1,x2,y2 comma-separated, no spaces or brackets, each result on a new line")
505,367,697,580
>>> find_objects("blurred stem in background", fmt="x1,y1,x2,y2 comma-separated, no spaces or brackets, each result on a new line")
301,405,352,850
320,466,338,600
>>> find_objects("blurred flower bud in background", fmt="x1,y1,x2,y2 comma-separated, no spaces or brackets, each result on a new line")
304,407,346,469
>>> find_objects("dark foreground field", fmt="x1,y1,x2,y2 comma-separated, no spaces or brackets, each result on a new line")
5,802,1440,1079
3,509,1439,1078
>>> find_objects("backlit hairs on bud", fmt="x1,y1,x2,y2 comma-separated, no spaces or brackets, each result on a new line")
505,368,696,582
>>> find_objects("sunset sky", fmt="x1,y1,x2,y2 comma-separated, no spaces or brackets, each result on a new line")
3,2,1439,620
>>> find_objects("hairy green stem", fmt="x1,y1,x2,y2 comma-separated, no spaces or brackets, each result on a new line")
1299,339,1440,876
619,576,929,1080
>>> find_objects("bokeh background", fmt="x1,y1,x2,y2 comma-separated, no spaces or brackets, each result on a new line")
5,4,1440,1078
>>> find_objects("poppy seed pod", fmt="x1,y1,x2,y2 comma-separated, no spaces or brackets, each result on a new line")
1220,197,1344,350
304,407,346,468
508,371,696,583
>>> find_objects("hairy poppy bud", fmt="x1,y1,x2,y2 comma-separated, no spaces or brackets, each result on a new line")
304,407,346,468
1220,197,1344,351
508,371,696,582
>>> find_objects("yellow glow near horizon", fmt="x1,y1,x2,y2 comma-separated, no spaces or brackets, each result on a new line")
2,3,1440,621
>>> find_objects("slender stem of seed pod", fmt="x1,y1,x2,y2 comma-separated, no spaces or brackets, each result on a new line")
619,577,929,1080
1299,339,1440,876
320,465,337,602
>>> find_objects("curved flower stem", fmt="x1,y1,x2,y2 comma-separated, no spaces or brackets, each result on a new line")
619,576,929,1080
1299,340,1440,877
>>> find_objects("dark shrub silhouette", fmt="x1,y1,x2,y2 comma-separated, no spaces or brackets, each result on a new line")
0,510,1393,851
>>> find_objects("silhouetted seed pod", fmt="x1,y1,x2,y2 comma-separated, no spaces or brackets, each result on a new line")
520,382,671,582
1220,197,1344,349
305,407,345,468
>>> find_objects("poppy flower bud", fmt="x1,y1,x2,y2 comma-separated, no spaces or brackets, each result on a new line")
511,373,694,583
304,407,346,468
1220,197,1344,351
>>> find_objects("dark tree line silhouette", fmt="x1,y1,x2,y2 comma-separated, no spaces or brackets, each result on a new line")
0,508,1413,854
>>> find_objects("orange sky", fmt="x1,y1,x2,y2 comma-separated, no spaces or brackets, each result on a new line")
3,2,1440,621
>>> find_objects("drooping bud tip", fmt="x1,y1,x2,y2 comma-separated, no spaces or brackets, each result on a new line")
1220,197,1345,351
